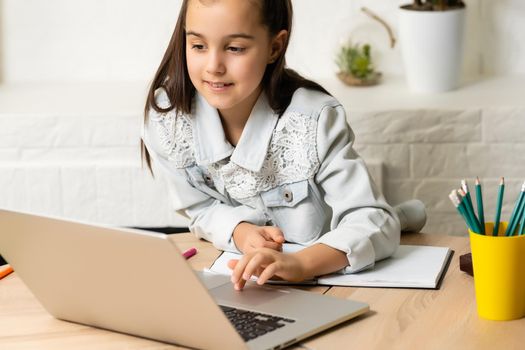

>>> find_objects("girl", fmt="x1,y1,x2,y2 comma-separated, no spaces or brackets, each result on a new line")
142,0,400,291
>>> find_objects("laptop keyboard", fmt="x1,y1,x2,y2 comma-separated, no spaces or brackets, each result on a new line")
219,305,296,342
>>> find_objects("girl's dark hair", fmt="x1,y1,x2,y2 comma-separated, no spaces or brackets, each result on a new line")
142,0,329,172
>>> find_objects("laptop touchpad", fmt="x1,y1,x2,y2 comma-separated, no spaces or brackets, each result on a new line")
195,271,231,290
210,282,289,308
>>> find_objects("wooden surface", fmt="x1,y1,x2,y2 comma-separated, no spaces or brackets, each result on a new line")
1,232,524,349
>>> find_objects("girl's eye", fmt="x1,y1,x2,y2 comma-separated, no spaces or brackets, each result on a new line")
191,44,205,51
227,46,246,53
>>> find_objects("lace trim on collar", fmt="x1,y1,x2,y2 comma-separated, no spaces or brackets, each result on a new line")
209,112,319,199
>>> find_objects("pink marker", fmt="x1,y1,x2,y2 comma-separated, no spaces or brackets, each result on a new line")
183,247,197,260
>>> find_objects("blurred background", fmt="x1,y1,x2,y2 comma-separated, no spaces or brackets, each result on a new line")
2,0,524,82
0,0,524,235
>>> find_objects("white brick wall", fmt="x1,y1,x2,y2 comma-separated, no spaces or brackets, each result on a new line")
349,107,525,236
0,163,183,227
0,83,185,227
1,78,524,235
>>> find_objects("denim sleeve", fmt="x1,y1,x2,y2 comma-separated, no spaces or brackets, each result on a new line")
313,104,401,273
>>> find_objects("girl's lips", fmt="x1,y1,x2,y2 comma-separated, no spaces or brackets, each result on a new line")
205,81,233,92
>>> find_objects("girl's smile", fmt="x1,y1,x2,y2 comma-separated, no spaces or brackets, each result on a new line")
185,0,276,122
204,80,234,93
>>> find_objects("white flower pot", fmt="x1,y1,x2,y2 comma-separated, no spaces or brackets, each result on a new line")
399,7,466,93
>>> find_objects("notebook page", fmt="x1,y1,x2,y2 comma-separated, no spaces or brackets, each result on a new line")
208,243,305,276
318,245,451,288
208,244,451,289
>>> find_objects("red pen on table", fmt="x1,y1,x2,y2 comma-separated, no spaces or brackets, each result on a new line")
183,247,197,260
0,264,14,280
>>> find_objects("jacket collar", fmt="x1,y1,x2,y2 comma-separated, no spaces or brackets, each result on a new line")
192,93,234,166
193,92,278,172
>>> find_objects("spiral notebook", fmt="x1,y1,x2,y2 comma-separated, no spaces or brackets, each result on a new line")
208,244,453,289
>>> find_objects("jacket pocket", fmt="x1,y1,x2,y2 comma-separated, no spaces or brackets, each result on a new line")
260,180,325,244
186,165,229,204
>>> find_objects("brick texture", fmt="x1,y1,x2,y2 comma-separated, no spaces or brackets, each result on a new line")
2,101,524,236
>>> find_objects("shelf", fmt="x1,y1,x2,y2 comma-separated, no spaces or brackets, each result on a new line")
318,74,525,111
1,75,524,116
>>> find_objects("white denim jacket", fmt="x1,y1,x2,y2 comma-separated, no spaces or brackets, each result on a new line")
143,87,400,273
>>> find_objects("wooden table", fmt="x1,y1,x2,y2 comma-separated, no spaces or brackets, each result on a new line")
1,232,524,349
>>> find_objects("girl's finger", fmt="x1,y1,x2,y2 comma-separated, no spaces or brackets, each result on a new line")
236,265,266,290
262,240,283,251
230,252,255,284
265,227,285,243
257,229,272,242
241,252,268,281
227,259,239,270
250,233,267,247
257,262,279,285
245,235,267,253
255,266,265,277
234,278,247,291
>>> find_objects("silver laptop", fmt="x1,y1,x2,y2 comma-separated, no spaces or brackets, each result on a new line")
0,209,368,350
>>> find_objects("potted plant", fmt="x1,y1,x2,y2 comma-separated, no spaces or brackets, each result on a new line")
399,0,466,93
335,7,397,87
336,43,381,86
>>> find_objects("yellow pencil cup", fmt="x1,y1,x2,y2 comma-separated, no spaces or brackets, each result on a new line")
469,222,525,321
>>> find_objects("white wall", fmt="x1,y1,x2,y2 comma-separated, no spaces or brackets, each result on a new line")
1,0,525,83
1,0,180,82
1,0,524,233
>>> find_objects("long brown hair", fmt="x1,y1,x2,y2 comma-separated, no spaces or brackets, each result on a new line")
142,0,329,172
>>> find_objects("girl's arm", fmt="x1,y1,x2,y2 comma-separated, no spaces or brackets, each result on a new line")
233,222,285,253
228,243,348,290
292,243,348,280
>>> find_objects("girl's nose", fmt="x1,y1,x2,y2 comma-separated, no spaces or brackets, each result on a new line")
206,50,226,75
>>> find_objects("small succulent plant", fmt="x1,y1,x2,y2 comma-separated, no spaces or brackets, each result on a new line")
336,43,375,81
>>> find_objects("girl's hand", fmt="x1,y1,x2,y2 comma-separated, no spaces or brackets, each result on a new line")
232,223,285,253
227,248,305,290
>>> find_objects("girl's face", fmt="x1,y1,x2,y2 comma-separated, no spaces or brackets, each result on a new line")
185,0,281,118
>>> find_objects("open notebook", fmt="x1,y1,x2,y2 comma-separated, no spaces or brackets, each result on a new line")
208,244,453,289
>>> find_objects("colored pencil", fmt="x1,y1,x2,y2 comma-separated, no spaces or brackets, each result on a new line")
449,190,475,231
519,192,525,235
493,177,505,236
505,182,525,236
459,189,482,234
475,177,485,234
461,180,475,217
0,264,14,280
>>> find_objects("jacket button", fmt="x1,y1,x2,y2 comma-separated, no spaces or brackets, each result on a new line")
283,190,293,202
204,175,212,182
